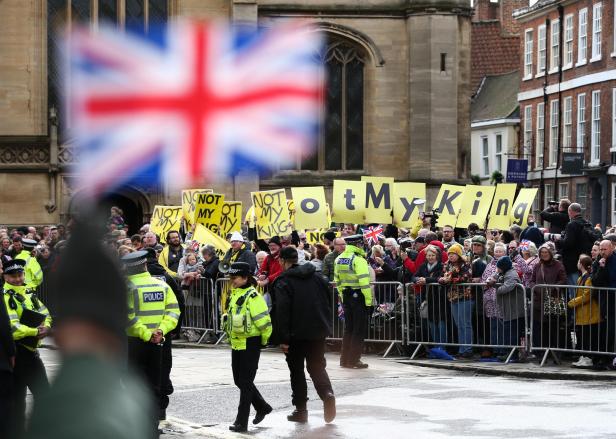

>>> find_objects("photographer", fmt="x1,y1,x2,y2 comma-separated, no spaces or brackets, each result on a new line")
540,199,571,234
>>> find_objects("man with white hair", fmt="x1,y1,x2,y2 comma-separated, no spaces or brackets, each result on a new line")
143,231,158,248
221,232,257,274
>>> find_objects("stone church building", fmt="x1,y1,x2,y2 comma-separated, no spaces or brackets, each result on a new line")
0,0,472,230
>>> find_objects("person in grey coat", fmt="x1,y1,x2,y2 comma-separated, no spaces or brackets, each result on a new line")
487,256,525,353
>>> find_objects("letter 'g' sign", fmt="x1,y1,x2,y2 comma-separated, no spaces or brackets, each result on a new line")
290,187,329,230
510,188,538,226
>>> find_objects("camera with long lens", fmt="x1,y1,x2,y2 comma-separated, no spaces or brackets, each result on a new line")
548,200,559,207
399,239,418,261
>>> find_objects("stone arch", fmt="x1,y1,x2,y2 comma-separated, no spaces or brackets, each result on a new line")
313,22,385,67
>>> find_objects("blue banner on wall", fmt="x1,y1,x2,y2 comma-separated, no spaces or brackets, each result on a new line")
506,159,528,183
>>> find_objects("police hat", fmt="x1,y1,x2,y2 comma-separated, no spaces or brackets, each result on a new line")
228,262,251,277
22,238,37,250
3,259,25,275
344,234,364,246
121,250,148,267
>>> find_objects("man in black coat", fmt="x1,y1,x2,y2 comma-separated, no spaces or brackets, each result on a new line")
539,199,570,234
556,203,593,288
201,246,220,280
0,279,15,438
271,247,336,424
221,232,257,274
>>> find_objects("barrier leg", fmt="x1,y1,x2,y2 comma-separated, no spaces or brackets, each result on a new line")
196,330,211,344
410,343,423,360
215,332,227,345
383,342,396,358
504,347,517,364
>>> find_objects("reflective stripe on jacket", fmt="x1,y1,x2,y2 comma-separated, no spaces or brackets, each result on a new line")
2,284,52,351
15,250,43,289
226,286,272,350
126,271,179,342
333,245,372,306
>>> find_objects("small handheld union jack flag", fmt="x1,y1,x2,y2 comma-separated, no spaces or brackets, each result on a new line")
363,225,385,246
66,20,324,196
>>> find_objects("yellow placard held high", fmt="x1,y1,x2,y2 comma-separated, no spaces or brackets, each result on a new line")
432,184,465,228
192,223,230,259
219,201,242,237
182,189,213,230
488,184,518,230
510,188,538,226
306,229,341,244
291,187,329,230
455,185,496,229
393,182,426,227
251,189,292,239
361,176,394,224
287,200,296,229
150,206,182,238
194,192,225,234
332,180,366,224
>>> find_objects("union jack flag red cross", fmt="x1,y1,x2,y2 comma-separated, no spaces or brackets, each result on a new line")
363,225,385,245
67,20,324,195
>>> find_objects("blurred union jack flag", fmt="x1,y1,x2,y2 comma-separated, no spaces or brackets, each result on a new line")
66,20,324,195
363,225,385,245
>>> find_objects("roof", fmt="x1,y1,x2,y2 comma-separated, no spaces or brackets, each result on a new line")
513,0,560,20
471,21,520,95
471,70,520,123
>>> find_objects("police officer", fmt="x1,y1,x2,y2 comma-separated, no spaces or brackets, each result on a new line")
122,250,179,432
15,238,43,290
2,259,51,434
224,262,272,433
334,234,372,369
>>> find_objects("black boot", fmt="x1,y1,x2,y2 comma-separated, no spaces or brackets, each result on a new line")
229,423,247,432
253,404,273,425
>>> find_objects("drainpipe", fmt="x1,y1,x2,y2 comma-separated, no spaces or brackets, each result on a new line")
553,5,564,199
540,17,549,205
45,107,59,214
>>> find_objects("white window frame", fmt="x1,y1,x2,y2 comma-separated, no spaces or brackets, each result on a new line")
564,96,573,150
550,19,560,73
549,99,559,166
591,90,601,165
613,0,616,56
524,105,533,170
533,186,541,212
591,2,602,62
577,183,588,210
481,136,490,177
524,29,534,79
612,182,616,226
564,14,574,68
537,24,547,76
577,93,586,153
612,88,616,151
536,102,545,168
495,133,503,172
544,183,554,207
578,8,588,66
559,182,569,200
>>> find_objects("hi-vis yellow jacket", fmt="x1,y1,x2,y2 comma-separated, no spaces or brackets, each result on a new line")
126,271,179,342
334,245,373,306
225,286,271,350
15,250,43,289
3,284,52,351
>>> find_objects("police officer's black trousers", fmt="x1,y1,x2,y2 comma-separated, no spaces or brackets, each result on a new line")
128,338,162,428
285,339,333,408
13,345,49,435
160,337,173,414
341,290,368,365
231,336,270,427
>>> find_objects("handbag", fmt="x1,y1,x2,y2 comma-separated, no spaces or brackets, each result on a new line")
540,266,567,317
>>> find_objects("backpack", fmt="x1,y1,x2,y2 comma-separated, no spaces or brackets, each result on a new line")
581,221,602,249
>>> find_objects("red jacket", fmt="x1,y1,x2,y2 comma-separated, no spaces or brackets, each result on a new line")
404,240,448,274
259,254,282,284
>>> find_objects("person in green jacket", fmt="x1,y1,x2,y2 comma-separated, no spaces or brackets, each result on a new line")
223,262,272,433
14,238,43,290
334,234,372,369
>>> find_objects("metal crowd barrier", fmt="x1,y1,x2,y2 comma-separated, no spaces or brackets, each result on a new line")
405,282,528,363
327,281,406,358
182,278,218,343
530,284,616,366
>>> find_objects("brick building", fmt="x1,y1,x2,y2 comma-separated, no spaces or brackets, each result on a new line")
0,0,473,231
515,0,616,225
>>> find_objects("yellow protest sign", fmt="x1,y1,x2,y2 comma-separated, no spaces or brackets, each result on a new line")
192,223,230,259
291,187,329,230
432,184,465,228
194,192,225,234
488,184,518,230
306,229,341,244
245,205,256,228
332,180,366,224
182,189,213,230
150,206,182,238
510,188,538,226
455,185,496,229
219,201,242,237
361,176,394,224
251,189,292,239
287,200,296,229
392,182,426,227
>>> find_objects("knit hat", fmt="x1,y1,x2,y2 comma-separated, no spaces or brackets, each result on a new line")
471,235,487,246
496,256,513,272
229,231,244,242
447,244,464,258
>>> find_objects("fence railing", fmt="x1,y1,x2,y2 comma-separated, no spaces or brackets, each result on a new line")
182,278,218,343
405,282,528,363
530,283,616,366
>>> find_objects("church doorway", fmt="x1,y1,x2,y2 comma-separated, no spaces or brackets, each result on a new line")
100,193,143,235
